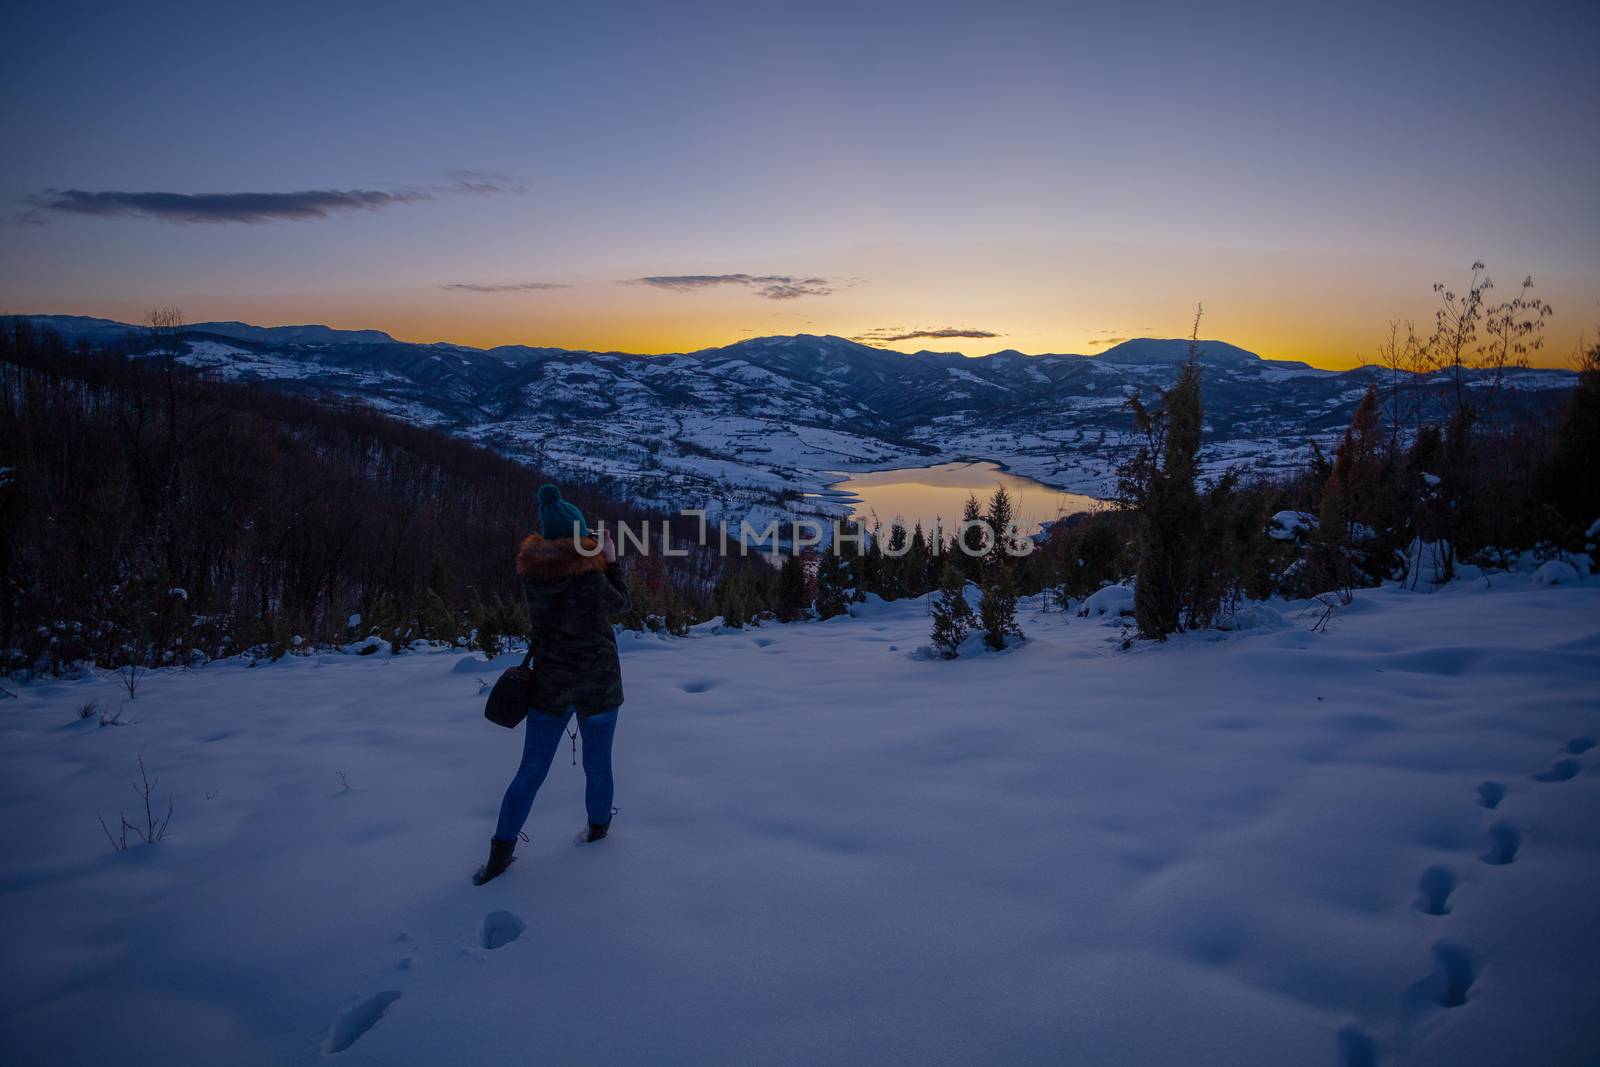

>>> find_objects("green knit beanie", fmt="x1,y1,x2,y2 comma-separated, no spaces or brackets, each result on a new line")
537,484,591,540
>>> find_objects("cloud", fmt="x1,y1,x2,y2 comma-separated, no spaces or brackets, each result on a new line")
1086,327,1153,346
853,326,1001,343
26,173,525,225
441,281,569,293
28,187,430,224
435,170,527,196
625,273,837,300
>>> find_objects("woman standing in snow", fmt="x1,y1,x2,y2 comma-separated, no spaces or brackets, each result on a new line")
474,484,632,886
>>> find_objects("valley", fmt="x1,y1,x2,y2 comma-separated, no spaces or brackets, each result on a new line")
21,316,1576,529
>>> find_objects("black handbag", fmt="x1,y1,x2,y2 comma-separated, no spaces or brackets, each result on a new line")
483,645,536,728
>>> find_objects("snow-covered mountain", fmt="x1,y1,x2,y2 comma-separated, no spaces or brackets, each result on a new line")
18,315,1576,521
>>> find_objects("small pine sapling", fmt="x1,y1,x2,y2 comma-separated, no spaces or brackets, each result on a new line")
978,567,1023,651
929,561,975,658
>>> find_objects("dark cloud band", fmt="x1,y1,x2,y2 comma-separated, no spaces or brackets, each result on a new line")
28,174,524,225
441,282,568,293
626,274,836,300
29,188,431,224
854,327,1000,343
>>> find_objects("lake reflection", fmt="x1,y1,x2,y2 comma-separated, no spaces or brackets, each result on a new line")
829,461,1104,536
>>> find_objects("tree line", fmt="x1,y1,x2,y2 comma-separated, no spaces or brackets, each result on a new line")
0,318,722,677
1110,279,1594,641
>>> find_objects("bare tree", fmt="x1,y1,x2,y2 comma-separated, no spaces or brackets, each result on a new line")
98,755,173,851
1419,264,1550,424
1363,319,1428,447
117,655,146,699
143,306,186,361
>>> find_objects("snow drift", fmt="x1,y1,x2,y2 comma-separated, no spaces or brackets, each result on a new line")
1,576,1597,1065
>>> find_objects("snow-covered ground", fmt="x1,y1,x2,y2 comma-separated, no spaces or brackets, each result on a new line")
2,578,1597,1065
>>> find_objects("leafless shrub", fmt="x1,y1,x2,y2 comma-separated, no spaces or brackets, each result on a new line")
1306,592,1348,634
118,660,145,700
337,771,351,792
98,755,173,851
98,812,129,851
77,699,99,720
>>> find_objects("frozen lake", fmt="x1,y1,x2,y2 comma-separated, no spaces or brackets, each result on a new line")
830,460,1104,536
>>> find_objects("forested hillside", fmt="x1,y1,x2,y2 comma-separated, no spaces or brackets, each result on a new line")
0,321,720,677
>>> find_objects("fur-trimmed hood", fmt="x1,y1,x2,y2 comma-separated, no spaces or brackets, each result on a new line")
515,534,607,581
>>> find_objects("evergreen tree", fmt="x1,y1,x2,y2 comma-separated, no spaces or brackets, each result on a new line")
984,486,1017,562
857,523,883,600
418,557,460,641
1188,469,1243,626
1546,339,1600,532
978,566,1023,651
468,591,526,657
813,548,852,619
1126,354,1204,639
880,522,909,599
743,562,775,622
775,553,808,622
837,520,870,602
1313,385,1386,590
928,560,974,658
1436,403,1479,572
724,586,747,628
958,494,988,580
1320,388,1382,531
1058,517,1125,600
904,523,932,597
716,574,746,628
922,521,945,592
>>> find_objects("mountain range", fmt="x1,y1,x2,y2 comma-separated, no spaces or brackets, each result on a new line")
16,314,1576,525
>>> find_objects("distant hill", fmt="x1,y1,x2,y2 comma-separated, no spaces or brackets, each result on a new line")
16,315,397,347
1092,338,1308,370
16,315,1302,366
181,321,399,345
12,315,1575,521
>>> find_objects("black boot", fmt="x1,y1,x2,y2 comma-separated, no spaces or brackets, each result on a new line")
575,822,609,845
472,837,516,885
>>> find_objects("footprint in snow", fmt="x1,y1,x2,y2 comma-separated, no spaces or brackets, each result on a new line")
1414,866,1456,916
1475,781,1505,809
1481,823,1520,866
481,910,525,950
1408,941,1477,1010
324,991,401,1054
1532,758,1581,783
750,637,775,648
1563,736,1595,755
678,679,718,694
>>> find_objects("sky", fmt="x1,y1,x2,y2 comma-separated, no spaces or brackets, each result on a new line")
3,0,1597,368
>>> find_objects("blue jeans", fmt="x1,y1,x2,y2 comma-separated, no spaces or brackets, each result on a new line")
494,707,617,842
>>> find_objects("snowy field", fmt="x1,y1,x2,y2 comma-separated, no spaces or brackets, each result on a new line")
2,578,1597,1065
